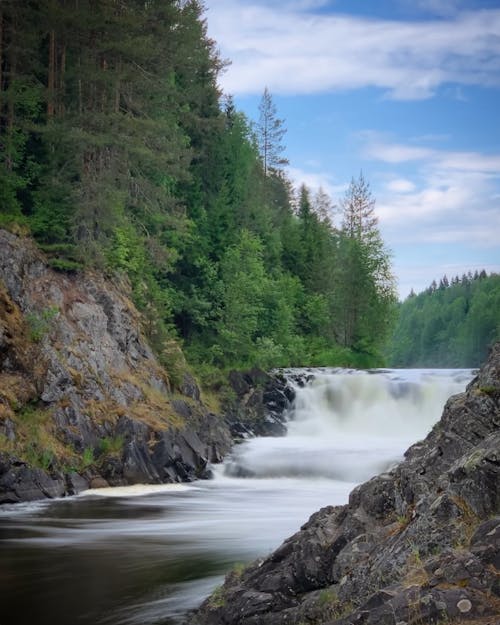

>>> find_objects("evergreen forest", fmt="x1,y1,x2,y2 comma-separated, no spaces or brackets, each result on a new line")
0,0,399,375
388,272,500,368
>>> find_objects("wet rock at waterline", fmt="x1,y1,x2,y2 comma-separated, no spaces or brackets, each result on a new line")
0,230,232,502
190,343,500,625
225,369,295,439
0,230,294,504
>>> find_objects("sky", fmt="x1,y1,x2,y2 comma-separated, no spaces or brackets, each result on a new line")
203,0,500,298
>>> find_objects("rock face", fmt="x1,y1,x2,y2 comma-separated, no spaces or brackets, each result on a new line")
190,343,500,625
225,369,295,438
0,230,232,503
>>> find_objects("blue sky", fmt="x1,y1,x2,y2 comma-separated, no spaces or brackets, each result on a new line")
204,0,500,298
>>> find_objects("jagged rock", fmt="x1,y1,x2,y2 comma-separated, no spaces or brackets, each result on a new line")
0,454,66,503
181,372,202,401
0,229,232,502
470,517,500,570
190,343,500,625
225,369,294,438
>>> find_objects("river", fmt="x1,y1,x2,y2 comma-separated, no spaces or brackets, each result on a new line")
0,368,473,625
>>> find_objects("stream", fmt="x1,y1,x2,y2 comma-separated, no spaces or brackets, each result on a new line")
0,368,473,625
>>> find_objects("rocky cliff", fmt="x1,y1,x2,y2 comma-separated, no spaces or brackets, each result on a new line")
191,344,500,625
0,229,235,503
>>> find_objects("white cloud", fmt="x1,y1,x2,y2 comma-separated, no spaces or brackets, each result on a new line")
365,138,500,174
365,142,434,163
362,137,500,258
347,133,499,297
206,1,500,99
287,166,347,199
386,178,417,193
411,133,452,144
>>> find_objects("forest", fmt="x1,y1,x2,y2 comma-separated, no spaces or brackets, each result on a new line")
2,1,496,374
388,272,500,367
0,0,398,374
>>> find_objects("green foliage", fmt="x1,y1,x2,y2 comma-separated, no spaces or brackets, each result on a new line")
232,562,246,576
48,258,84,272
479,386,499,396
215,229,267,364
98,436,124,456
335,174,397,355
159,340,189,390
25,445,54,471
318,588,338,606
256,88,288,175
388,272,500,367
25,306,59,342
1,1,398,373
39,243,84,272
208,585,226,610
81,447,95,470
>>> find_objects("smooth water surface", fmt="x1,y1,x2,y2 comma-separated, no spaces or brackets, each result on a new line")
0,368,472,625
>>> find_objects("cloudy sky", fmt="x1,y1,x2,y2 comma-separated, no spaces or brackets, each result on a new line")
204,0,500,298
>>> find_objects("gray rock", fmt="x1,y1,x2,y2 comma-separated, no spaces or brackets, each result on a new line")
0,229,232,503
225,369,294,438
190,343,500,625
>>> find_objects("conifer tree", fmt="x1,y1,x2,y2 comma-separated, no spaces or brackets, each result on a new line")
336,172,396,354
256,87,288,176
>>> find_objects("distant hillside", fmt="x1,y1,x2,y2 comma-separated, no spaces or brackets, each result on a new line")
387,271,500,368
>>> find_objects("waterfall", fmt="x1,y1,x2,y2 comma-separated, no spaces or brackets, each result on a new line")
223,368,473,483
1,367,475,625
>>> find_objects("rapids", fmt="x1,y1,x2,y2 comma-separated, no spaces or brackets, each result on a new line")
0,368,473,625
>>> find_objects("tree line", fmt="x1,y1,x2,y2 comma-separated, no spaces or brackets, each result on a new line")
0,0,397,375
387,272,500,367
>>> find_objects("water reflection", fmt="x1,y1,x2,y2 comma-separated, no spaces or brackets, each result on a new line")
0,478,353,625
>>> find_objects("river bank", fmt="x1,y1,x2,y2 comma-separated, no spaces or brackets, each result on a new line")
190,343,500,625
0,366,473,625
0,229,291,503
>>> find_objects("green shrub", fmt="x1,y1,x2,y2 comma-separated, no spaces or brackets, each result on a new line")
98,435,124,456
25,306,59,342
81,447,94,469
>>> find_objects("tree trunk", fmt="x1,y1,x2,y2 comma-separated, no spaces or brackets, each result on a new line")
48,29,55,118
58,42,66,116
6,16,16,169
78,53,82,114
114,59,121,113
0,10,3,127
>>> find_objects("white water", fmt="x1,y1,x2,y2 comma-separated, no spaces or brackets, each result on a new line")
0,368,474,625
223,368,472,484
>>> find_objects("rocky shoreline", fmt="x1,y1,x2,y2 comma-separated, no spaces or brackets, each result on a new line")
190,344,500,625
0,230,292,503
2,229,498,625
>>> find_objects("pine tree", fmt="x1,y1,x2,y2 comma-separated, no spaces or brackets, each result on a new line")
313,187,334,226
336,172,396,353
0,1,42,221
341,172,378,243
256,87,288,176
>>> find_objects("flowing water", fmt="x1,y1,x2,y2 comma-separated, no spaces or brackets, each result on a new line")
0,368,473,625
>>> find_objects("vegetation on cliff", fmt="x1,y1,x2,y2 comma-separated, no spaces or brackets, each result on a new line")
0,230,234,501
0,0,396,372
